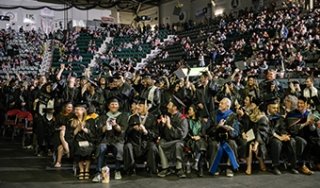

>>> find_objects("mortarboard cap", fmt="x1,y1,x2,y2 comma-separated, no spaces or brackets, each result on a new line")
169,95,186,109
107,96,120,105
75,101,88,109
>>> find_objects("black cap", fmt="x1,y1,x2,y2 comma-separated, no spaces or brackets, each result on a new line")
107,96,120,105
75,101,88,109
142,73,152,80
248,95,261,106
264,97,279,106
247,75,257,79
291,80,300,84
128,115,141,126
113,72,122,80
169,95,186,109
134,97,152,105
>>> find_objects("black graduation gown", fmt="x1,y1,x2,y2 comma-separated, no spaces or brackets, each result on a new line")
74,117,98,158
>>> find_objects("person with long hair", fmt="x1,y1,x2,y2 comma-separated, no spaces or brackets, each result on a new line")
72,103,98,180
185,105,207,177
237,95,269,175
54,102,74,168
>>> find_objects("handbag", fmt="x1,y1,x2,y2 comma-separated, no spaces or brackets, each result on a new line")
78,141,90,147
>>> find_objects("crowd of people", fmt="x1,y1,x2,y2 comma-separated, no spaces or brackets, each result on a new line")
154,1,320,79
0,27,46,71
0,0,319,184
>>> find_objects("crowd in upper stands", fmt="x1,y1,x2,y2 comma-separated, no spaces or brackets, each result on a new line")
0,0,319,183
0,27,46,71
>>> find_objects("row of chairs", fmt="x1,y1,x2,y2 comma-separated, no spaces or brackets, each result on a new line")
1,110,33,148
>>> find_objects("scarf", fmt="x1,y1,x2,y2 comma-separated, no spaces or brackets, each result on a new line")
189,119,202,136
86,113,99,121
303,86,318,98
106,111,122,119
216,109,233,124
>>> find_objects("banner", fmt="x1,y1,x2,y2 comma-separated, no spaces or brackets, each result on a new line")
101,16,115,23
2,11,18,22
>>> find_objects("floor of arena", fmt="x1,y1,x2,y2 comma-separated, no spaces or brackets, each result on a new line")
0,138,319,188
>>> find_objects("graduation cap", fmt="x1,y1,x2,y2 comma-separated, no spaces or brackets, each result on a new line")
247,75,257,79
169,95,186,109
112,72,122,80
142,72,153,80
75,101,88,109
107,96,121,105
264,97,279,106
291,80,300,84
128,115,141,126
134,97,152,105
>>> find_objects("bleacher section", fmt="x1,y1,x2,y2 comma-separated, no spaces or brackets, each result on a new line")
51,33,105,75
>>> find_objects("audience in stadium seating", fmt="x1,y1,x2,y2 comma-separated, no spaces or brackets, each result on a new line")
0,0,319,183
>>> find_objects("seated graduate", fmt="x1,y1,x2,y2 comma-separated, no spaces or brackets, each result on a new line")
124,97,159,176
265,98,299,175
236,95,269,175
185,104,207,177
157,95,188,178
93,97,129,181
286,96,315,175
72,102,98,180
207,97,240,177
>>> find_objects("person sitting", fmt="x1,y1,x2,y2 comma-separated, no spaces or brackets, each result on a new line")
266,99,299,175
207,98,240,177
286,96,315,175
92,97,128,181
72,103,98,180
236,95,268,175
124,98,159,176
185,105,207,177
54,101,74,168
157,96,188,178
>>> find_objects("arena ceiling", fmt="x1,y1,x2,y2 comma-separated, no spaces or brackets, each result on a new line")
37,0,172,12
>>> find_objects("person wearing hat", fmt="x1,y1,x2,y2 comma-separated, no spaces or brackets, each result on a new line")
236,95,268,175
123,97,159,176
194,71,218,120
286,80,301,97
259,69,283,100
35,103,55,157
157,95,188,178
207,97,240,177
140,73,161,116
108,73,134,113
93,97,129,181
72,102,98,180
265,98,298,175
286,96,315,175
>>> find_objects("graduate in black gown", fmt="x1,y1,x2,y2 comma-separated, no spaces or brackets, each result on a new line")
124,98,159,175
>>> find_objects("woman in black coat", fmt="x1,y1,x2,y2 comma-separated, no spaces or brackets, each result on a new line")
237,95,269,175
72,103,98,180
